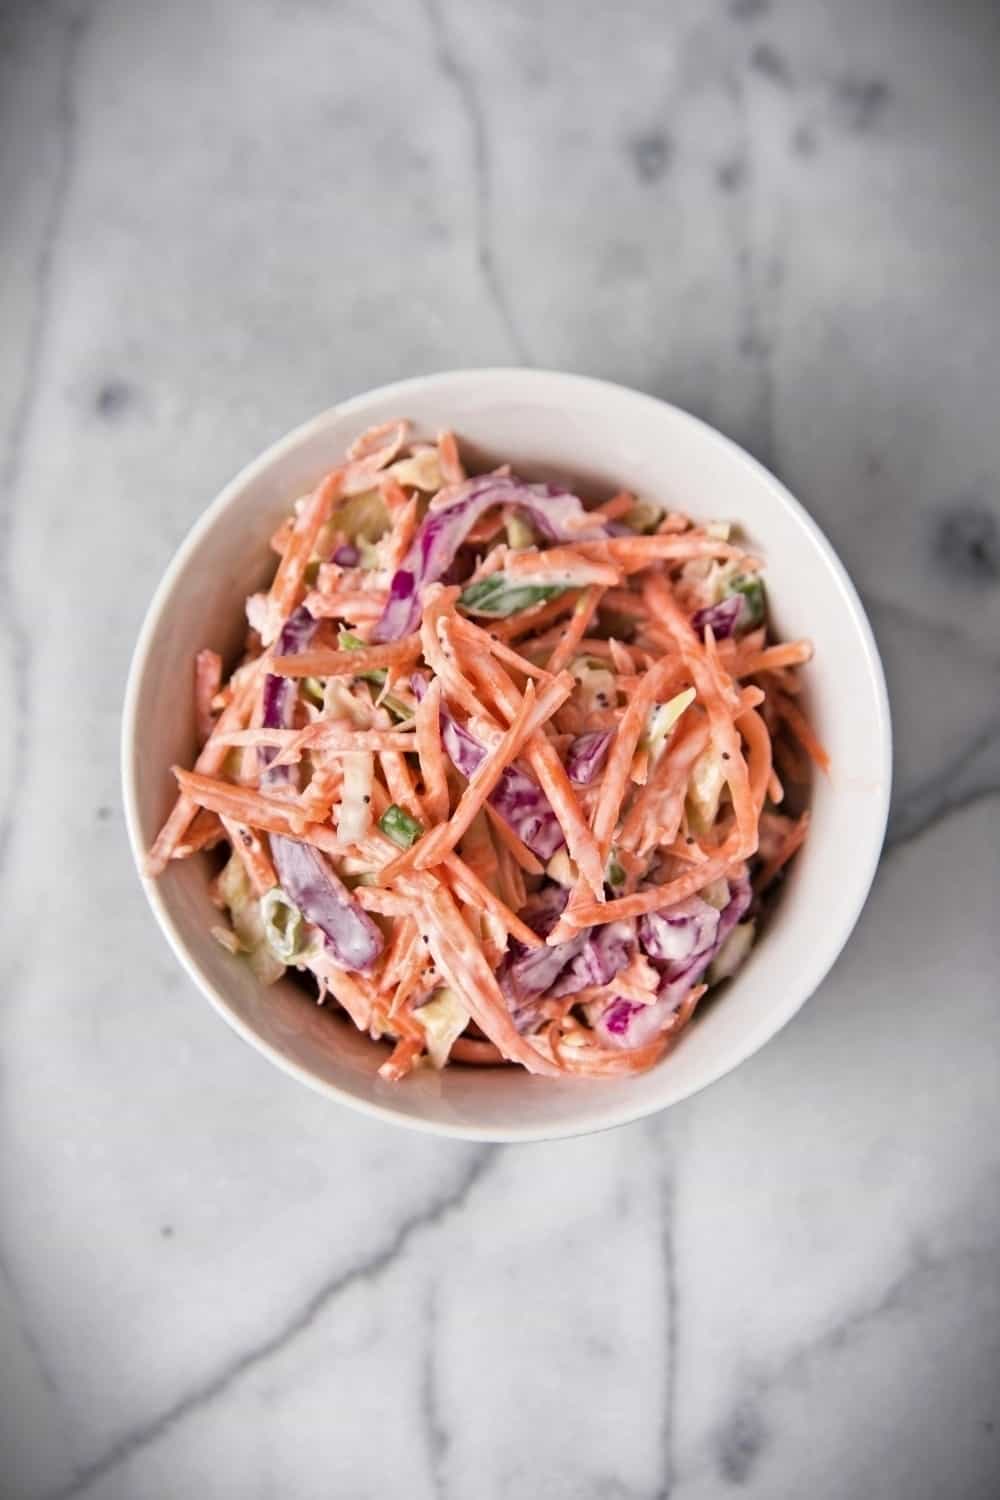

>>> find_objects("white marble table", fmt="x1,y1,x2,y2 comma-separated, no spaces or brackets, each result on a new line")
2,1,999,1496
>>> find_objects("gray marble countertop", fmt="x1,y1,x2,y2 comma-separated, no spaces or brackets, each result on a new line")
3,1,999,1497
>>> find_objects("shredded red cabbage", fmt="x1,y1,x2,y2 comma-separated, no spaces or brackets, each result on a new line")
272,838,382,974
565,729,613,785
597,878,752,1048
372,475,609,642
691,594,743,640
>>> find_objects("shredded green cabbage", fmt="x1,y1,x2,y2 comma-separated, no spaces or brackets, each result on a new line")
459,575,567,618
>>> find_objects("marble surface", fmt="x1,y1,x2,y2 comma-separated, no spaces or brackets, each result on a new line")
2,0,999,1496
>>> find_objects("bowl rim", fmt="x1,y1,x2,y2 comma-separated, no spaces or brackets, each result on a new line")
122,368,892,1141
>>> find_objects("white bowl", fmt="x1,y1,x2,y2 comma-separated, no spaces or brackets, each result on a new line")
122,369,891,1142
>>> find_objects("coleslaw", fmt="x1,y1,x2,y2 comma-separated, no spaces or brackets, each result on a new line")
147,420,825,1081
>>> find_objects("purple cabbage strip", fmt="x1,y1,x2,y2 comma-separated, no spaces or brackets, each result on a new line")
549,921,634,999
261,605,383,973
596,877,752,1049
497,898,634,1031
272,838,382,973
691,594,743,641
332,542,360,567
413,674,565,861
638,896,720,966
371,474,610,642
565,729,613,786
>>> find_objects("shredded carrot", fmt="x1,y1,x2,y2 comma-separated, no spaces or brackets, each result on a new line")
414,678,449,825
172,808,225,858
574,534,756,572
450,614,554,681
219,725,415,757
266,469,342,640
590,490,636,522
437,853,543,949
737,640,813,676
437,429,465,485
146,657,266,875
504,546,621,588
592,656,685,862
450,1037,506,1066
546,586,605,674
568,835,744,928
380,749,426,822
378,1036,423,1082
490,589,583,641
219,816,276,895
271,635,421,679
303,589,387,623
383,493,420,571
173,768,350,855
767,768,784,805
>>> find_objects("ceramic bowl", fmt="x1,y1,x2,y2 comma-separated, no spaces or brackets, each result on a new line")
122,369,891,1141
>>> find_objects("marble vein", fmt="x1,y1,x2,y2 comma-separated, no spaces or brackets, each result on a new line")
48,1147,497,1500
420,1283,449,1498
0,2,90,882
886,725,1000,851
420,0,529,364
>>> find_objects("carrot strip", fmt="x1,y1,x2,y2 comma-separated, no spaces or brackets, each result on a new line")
767,768,784,805
490,589,583,642
219,816,276,895
485,804,545,875
355,887,414,917
440,853,543,949
546,586,605,674
503,547,621,588
271,635,422,679
172,808,226,858
590,490,635,521
146,658,266,875
414,678,450,825
380,749,426,822
266,469,342,640
302,589,387,623
173,768,351,856
450,615,554,681
573,535,755,571
420,586,496,721
567,836,744,927
220,726,415,756
437,429,465,485
383,493,420,571
450,1037,506,1066
194,650,222,745
618,712,710,856
591,656,685,862
378,1036,423,1082
737,640,813,676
